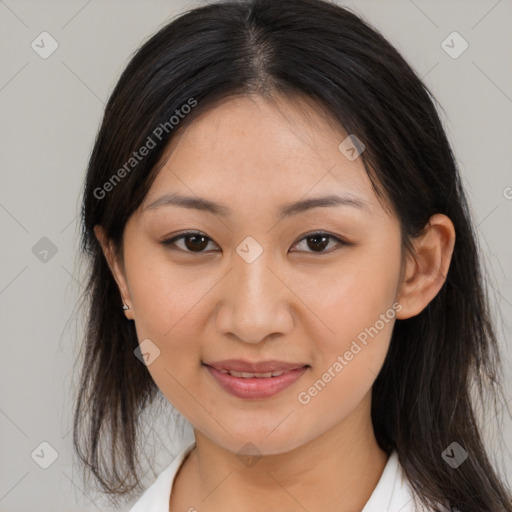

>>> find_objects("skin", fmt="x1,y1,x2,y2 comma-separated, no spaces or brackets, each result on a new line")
95,93,455,512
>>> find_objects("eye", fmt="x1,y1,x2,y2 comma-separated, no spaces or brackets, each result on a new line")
161,231,348,254
161,231,218,253
290,231,348,254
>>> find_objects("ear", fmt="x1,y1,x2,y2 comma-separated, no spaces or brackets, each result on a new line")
94,225,134,320
395,214,456,319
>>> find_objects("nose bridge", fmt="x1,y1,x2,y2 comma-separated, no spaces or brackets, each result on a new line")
217,238,293,343
235,249,276,309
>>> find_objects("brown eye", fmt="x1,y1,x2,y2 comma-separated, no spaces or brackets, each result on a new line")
291,232,347,254
161,232,217,253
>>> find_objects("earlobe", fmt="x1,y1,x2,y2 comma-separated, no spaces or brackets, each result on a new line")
395,214,456,320
93,225,134,320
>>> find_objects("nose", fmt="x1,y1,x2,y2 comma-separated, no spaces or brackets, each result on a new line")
216,246,295,345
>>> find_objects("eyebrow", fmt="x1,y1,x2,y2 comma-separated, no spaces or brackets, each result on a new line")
142,192,368,220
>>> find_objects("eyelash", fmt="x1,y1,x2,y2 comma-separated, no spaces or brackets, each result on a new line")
160,230,350,255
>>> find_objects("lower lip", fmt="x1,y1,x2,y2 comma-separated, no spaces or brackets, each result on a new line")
204,364,309,399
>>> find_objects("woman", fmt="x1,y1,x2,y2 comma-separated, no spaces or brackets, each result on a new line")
73,0,512,510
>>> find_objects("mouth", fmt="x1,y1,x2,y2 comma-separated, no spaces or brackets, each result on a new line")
202,360,310,399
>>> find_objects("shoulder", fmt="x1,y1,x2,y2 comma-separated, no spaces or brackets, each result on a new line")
128,440,196,512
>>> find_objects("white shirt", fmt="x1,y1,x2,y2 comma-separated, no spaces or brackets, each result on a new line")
129,440,444,511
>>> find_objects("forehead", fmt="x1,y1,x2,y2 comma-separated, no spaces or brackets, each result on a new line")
142,94,380,214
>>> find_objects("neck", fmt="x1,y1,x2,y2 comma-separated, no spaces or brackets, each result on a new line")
171,394,388,512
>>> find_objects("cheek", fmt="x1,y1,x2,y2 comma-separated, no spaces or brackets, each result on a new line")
122,243,213,404
294,263,399,418
297,242,401,350
124,240,214,339
293,240,402,414
125,252,209,415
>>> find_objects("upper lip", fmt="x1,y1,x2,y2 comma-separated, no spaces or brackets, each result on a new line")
204,359,308,373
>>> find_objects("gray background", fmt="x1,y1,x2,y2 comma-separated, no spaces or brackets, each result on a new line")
0,0,511,511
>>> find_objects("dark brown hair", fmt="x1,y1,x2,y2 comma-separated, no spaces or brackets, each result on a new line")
74,0,512,510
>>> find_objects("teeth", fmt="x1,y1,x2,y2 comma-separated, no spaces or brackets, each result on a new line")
222,370,286,378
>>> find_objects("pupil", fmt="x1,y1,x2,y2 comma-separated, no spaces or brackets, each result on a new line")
185,235,208,251
308,234,328,251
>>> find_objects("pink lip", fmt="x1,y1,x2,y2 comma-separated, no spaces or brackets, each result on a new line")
204,363,309,399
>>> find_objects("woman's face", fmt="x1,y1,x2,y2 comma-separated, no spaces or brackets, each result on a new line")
101,94,407,455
